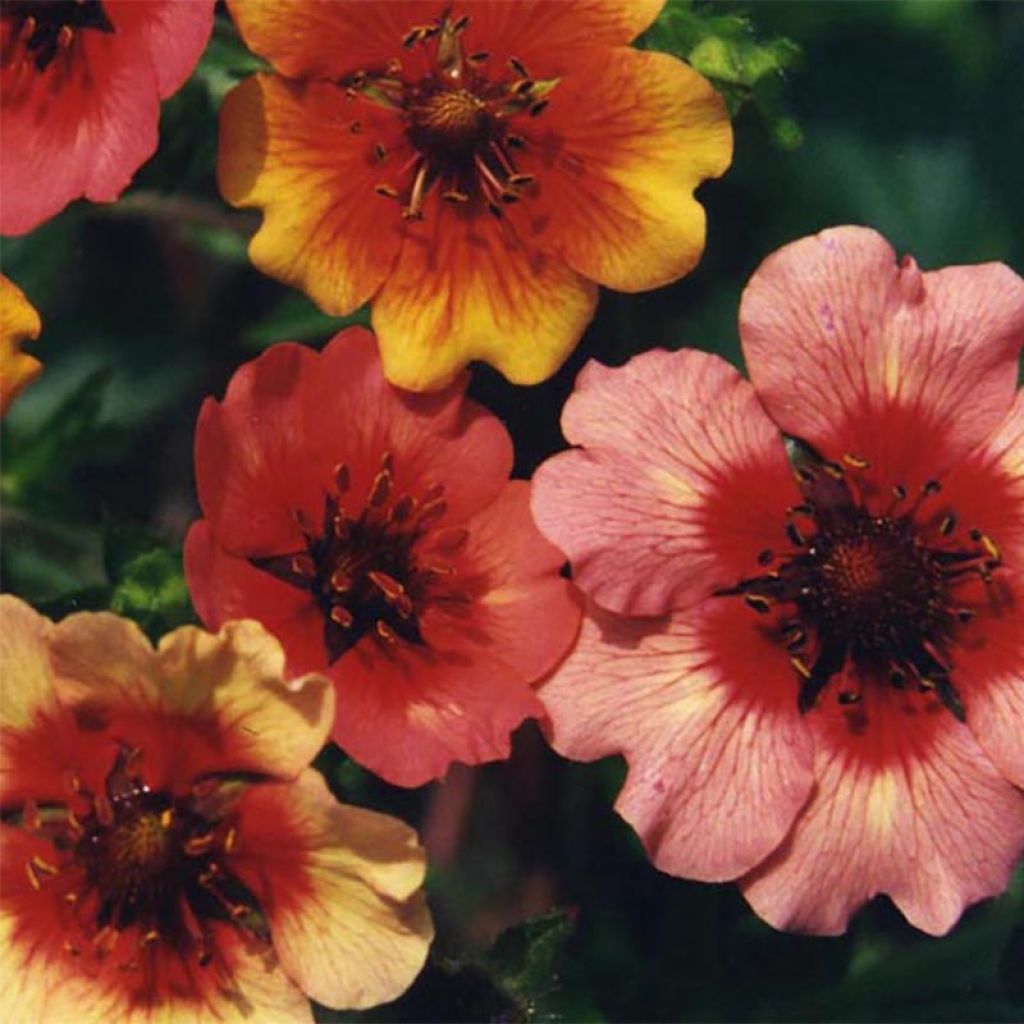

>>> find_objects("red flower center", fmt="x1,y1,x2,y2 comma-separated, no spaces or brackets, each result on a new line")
251,451,472,663
15,742,267,970
1,0,113,73
348,11,551,220
719,447,1003,720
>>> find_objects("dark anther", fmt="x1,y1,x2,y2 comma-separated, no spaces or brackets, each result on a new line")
785,521,806,547
744,595,771,615
757,549,774,566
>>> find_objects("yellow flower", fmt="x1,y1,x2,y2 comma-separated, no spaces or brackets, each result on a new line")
0,596,433,1022
218,0,732,390
0,274,42,416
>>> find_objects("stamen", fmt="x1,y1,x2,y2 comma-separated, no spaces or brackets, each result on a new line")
744,595,771,615
842,453,870,469
333,463,350,493
330,606,354,629
290,554,316,578
509,57,528,76
940,514,957,536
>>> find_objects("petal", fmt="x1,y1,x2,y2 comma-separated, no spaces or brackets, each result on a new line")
943,391,1024,786
218,74,403,316
516,48,731,291
740,226,1024,488
232,769,433,1010
49,612,334,782
107,0,215,98
193,328,513,555
532,349,798,616
0,275,43,416
226,0,428,79
741,687,1024,936
0,23,160,235
371,191,598,390
437,480,582,681
330,639,544,787
0,595,54,732
540,599,815,882
184,520,329,677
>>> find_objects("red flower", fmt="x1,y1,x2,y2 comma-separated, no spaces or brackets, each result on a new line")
0,597,433,1021
1,0,214,235
184,327,581,787
531,226,1024,935
217,0,732,390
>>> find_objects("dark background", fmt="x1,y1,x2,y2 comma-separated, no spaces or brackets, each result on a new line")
3,2,1023,1020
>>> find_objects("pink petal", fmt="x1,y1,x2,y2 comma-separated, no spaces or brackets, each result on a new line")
740,226,1024,489
532,348,798,616
741,687,1024,936
539,600,814,881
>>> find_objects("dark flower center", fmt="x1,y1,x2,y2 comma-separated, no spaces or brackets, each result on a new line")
14,742,267,969
719,444,1003,721
252,451,470,663
344,11,553,220
2,1,113,73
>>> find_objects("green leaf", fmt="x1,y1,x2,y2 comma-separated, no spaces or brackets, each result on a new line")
108,546,195,641
242,292,371,349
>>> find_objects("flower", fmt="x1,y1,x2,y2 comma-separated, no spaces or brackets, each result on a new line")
0,596,433,1021
1,0,215,235
531,226,1024,936
0,274,42,415
217,0,732,391
184,327,581,787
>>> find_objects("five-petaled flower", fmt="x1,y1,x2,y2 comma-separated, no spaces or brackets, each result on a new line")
184,327,581,788
0,596,433,1022
0,0,215,235
531,226,1024,935
217,0,732,391
0,274,42,416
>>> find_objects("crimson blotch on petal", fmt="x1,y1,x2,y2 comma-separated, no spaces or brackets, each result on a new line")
531,226,1024,935
184,327,581,788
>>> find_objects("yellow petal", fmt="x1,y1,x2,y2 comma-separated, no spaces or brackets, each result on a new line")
237,769,433,1010
0,274,42,417
372,192,598,390
0,596,54,733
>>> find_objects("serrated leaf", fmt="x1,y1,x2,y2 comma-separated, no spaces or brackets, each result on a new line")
108,547,195,640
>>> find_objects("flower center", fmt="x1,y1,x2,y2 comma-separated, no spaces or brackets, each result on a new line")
344,11,554,220
251,451,470,663
719,447,1002,720
15,744,267,969
1,0,113,73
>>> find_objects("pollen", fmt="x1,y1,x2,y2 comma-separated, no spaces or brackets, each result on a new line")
412,89,489,149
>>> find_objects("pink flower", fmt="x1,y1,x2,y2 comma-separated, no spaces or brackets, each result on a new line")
531,226,1024,935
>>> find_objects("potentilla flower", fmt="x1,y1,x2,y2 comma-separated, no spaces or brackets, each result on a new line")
531,226,1024,935
217,0,732,391
1,0,215,235
0,273,41,415
184,327,580,787
0,596,433,1021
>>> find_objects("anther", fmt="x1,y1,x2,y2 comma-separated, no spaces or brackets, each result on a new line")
350,121,363,134
160,808,174,829
31,855,58,876
508,173,535,187
940,514,957,536
62,771,81,795
842,453,870,469
141,929,160,947
290,554,316,578
822,461,845,479
892,484,907,501
330,568,352,592
509,57,528,76
368,468,393,507
512,79,535,96
923,479,942,495
452,13,470,32
333,463,350,493
224,827,237,853
93,927,118,957
330,605,354,629
64,891,79,905
418,498,448,525
506,134,526,149
25,861,41,891
529,99,550,117
889,667,907,688
369,571,405,601
375,620,398,645
790,656,812,680
57,26,74,49
785,521,806,547
293,508,316,535
744,595,771,615
757,549,774,566
795,467,816,484
390,494,416,522
373,143,387,162
980,534,1001,563
467,51,490,63
442,190,469,203
435,527,469,552
375,184,400,199
94,793,114,827
955,608,974,623
22,799,41,831
185,833,216,856
837,691,862,705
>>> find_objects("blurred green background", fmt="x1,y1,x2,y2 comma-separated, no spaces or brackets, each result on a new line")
2,1,1022,1020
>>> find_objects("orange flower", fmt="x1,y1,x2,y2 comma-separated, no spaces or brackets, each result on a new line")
0,274,42,416
0,597,433,1022
218,0,732,390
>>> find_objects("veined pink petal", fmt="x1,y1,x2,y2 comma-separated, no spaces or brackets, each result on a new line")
740,226,1024,490
540,600,814,882
742,686,1024,936
531,348,798,616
